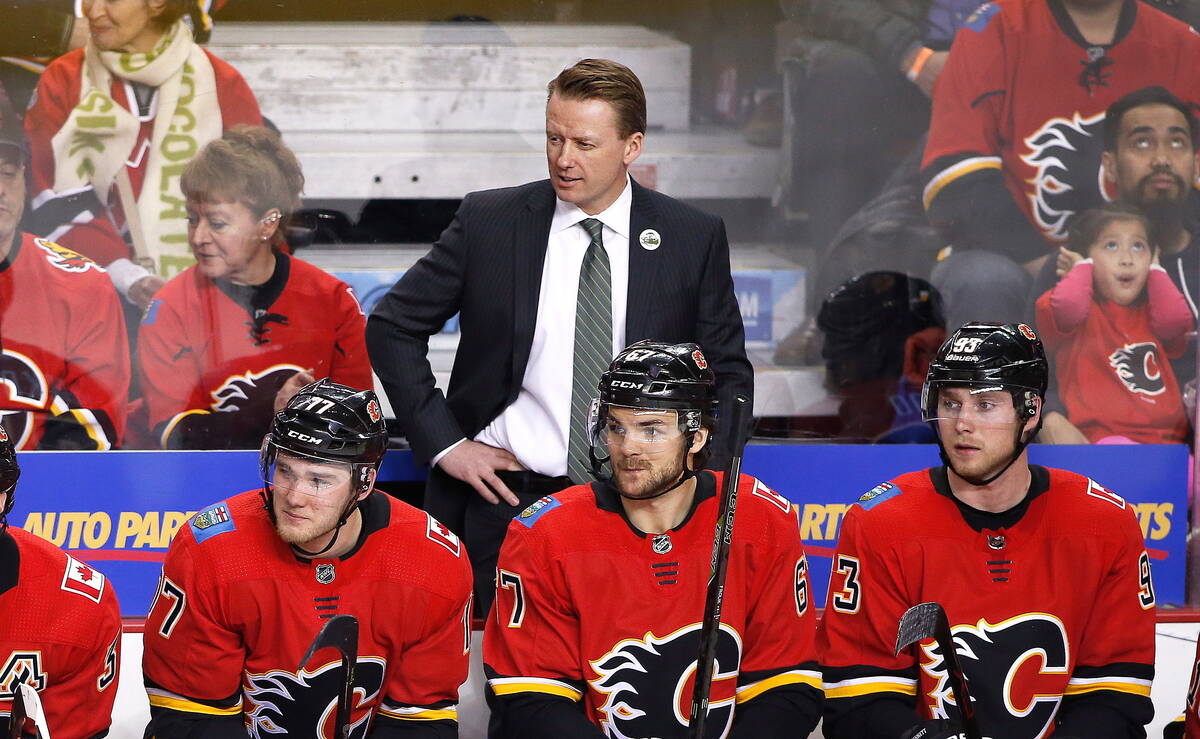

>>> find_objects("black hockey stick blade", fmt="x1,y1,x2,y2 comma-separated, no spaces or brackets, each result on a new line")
298,614,359,739
687,394,751,739
895,602,982,739
7,681,26,739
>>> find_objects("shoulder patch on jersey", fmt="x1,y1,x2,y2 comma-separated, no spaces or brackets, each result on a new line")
61,555,106,603
425,512,461,556
750,478,791,513
34,239,101,274
141,298,163,326
964,2,1001,32
857,481,902,510
1086,478,1126,509
190,502,236,543
517,495,562,528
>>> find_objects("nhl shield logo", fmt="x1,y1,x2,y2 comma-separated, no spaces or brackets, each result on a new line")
315,563,335,584
651,534,672,554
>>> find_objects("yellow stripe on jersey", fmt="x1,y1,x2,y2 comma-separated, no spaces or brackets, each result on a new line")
147,692,242,716
378,706,459,722
489,677,583,702
922,156,1003,211
161,409,210,448
823,677,918,699
1063,679,1152,697
736,670,822,703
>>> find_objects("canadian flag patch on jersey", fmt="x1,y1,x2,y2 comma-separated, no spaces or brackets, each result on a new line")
426,513,461,556
61,555,105,603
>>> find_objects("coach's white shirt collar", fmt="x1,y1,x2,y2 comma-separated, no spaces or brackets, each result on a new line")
550,174,633,239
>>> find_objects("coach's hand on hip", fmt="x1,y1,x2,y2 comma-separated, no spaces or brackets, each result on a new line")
439,440,524,506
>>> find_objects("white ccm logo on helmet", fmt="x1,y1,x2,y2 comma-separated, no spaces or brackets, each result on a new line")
611,380,643,390
286,430,324,445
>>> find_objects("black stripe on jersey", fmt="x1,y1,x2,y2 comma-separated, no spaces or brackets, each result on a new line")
144,676,243,710
736,661,817,688
970,89,1006,109
1072,662,1155,682
27,187,105,239
820,662,918,685
0,530,18,595
482,664,587,697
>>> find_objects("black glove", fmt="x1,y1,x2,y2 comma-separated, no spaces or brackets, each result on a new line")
899,720,967,739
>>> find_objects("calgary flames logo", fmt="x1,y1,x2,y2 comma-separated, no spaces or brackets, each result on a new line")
1021,112,1108,241
244,657,385,739
590,623,742,739
920,613,1069,739
211,365,306,413
1109,342,1166,397
35,239,100,274
0,349,50,449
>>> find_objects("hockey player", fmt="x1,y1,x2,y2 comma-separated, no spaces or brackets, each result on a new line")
484,341,822,738
818,322,1156,738
0,91,128,450
0,427,122,737
142,379,473,738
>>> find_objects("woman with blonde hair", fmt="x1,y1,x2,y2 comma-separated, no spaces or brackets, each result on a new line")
26,0,262,311
136,125,372,449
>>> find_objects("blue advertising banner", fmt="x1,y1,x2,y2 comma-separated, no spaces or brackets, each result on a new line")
7,444,1188,618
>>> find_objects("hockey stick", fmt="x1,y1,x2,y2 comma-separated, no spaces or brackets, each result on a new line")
687,394,751,739
297,614,359,739
7,684,49,739
895,602,982,739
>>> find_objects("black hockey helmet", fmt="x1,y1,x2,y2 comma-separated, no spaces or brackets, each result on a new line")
923,322,1048,486
921,321,1048,423
259,379,387,546
590,341,717,482
0,426,18,532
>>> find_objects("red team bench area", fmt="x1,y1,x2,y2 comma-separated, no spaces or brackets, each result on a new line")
8,442,1191,622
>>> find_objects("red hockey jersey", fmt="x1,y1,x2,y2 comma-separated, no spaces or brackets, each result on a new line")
922,0,1200,244
24,46,261,269
484,472,822,738
0,232,129,450
0,527,121,739
136,254,371,449
819,466,1155,738
142,489,473,737
1035,276,1188,444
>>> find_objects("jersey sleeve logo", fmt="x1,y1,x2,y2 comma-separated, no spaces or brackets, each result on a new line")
750,478,790,513
190,502,236,542
964,2,1001,32
516,496,562,528
34,239,100,273
426,513,461,556
857,481,901,510
61,555,106,603
1086,479,1126,509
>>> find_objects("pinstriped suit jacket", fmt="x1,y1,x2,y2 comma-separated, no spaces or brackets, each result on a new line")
366,178,752,465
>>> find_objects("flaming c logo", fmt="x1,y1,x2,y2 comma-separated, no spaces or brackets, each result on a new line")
1109,343,1166,397
1021,112,1108,241
35,239,100,274
244,657,385,739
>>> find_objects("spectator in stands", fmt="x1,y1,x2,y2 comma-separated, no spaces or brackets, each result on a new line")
136,125,371,450
1101,86,1199,387
921,0,1200,331
366,58,752,615
0,96,129,450
1035,202,1191,443
779,0,973,261
24,0,262,312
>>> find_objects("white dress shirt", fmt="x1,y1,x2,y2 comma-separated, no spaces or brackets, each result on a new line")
445,176,632,477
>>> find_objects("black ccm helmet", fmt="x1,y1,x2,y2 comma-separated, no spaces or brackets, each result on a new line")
0,427,19,533
922,322,1048,485
259,379,387,553
589,340,717,481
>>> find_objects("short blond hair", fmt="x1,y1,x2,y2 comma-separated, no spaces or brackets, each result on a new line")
547,58,646,139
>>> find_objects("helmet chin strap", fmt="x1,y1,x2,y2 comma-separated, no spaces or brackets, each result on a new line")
614,434,699,502
289,494,362,559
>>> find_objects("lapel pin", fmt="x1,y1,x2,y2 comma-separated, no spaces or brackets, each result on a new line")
638,229,661,251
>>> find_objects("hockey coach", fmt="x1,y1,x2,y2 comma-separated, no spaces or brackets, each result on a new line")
818,322,1155,739
484,341,821,738
142,379,473,738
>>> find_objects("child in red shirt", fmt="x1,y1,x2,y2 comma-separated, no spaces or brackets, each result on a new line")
1035,202,1192,443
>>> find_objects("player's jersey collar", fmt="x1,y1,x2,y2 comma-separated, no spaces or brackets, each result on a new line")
287,490,389,564
931,464,1051,532
591,470,717,538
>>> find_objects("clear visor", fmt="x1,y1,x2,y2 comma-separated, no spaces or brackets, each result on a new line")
589,404,689,460
261,440,358,499
925,387,1024,429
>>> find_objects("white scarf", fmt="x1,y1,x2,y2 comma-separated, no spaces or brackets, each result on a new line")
51,21,221,277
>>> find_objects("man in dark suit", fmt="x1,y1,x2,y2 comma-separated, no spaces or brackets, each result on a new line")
366,58,753,613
